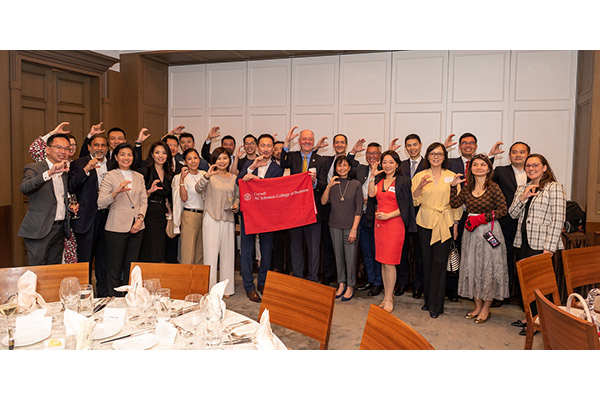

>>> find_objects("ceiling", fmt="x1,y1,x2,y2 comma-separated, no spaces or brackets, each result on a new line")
137,50,388,66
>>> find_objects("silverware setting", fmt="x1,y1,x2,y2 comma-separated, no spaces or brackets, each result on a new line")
222,337,254,346
224,320,251,331
170,305,201,318
92,296,114,314
100,328,154,344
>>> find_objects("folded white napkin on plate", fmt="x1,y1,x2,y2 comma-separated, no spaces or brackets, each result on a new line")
16,270,48,312
256,309,283,350
209,279,228,300
63,309,95,350
155,320,177,345
15,309,52,340
114,265,149,307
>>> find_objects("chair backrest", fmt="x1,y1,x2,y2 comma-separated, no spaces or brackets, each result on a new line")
561,245,600,294
360,304,434,350
0,263,88,302
259,271,335,350
534,289,600,350
130,263,204,300
516,253,561,317
190,264,210,295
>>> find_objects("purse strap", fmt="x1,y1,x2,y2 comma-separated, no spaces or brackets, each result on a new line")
491,210,495,231
566,292,593,322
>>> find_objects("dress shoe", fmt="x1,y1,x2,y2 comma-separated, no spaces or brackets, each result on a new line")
519,327,540,336
320,277,333,286
429,311,440,319
368,285,382,296
356,282,373,291
511,320,526,328
412,287,423,299
421,304,430,311
474,312,491,324
465,312,478,319
394,286,405,296
491,299,504,308
246,290,261,303
257,285,264,295
341,289,354,302
335,284,347,299
448,294,459,302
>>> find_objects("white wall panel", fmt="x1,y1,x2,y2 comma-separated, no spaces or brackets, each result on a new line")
207,62,246,109
393,112,443,160
170,65,205,111
247,114,288,137
206,115,244,154
293,60,338,107
289,113,337,152
394,54,445,104
248,59,290,108
168,116,203,145
451,52,507,102
514,51,574,101
340,113,387,164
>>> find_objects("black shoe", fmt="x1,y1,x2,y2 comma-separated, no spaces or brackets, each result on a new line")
357,282,373,291
367,285,382,296
320,277,333,286
511,320,526,328
412,287,423,299
491,299,504,308
421,304,429,311
429,311,440,319
448,294,459,302
393,286,405,296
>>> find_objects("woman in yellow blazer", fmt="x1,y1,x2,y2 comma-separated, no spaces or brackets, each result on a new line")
98,143,148,296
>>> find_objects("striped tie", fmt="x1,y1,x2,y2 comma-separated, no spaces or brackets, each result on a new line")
302,155,308,173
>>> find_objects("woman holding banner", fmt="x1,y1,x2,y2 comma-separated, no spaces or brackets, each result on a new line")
195,147,239,296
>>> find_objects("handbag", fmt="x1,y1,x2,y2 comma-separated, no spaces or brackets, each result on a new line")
446,239,460,273
558,290,600,329
165,215,176,239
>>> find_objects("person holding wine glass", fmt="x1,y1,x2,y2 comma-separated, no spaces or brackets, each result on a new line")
172,148,206,265
98,143,147,296
195,147,239,297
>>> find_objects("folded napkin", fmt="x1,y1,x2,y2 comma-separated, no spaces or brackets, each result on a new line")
209,279,229,300
64,309,95,350
155,320,177,345
14,309,52,344
256,309,284,350
208,279,228,319
114,265,149,307
16,270,48,313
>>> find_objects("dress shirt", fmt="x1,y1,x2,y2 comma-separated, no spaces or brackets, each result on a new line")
362,168,372,211
247,159,272,179
120,169,133,189
512,165,527,187
409,156,423,178
43,158,66,221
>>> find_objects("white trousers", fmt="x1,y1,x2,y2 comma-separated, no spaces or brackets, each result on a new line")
203,213,235,295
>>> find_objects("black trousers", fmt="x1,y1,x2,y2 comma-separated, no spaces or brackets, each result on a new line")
446,211,467,297
23,221,65,266
418,226,452,314
272,229,292,274
396,230,423,290
73,209,109,297
499,216,518,297
290,222,321,282
103,229,143,297
515,231,543,315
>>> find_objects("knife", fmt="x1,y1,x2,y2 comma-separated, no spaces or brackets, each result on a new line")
100,328,154,344
222,337,253,346
93,296,114,314
170,305,201,318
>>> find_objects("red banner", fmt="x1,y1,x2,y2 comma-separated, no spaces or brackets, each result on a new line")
239,172,317,234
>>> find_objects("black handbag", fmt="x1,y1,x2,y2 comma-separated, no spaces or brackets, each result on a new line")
447,239,460,273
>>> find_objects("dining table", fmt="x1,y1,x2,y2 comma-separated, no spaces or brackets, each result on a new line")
0,297,286,350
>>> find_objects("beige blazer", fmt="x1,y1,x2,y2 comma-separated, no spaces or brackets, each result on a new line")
97,169,148,233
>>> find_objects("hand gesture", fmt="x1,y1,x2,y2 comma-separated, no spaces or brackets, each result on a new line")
206,126,220,141
375,211,389,221
451,173,465,187
370,161,383,176
83,158,100,173
50,122,70,135
148,179,162,194
180,166,189,182
327,175,340,189
285,126,299,146
169,125,185,136
313,136,328,151
389,138,401,152
243,173,258,182
137,128,151,143
114,180,132,196
49,160,69,176
351,138,366,154
250,155,268,170
236,145,246,159
418,174,432,189
205,164,218,178
488,141,504,157
444,134,457,150
230,204,239,213
88,122,104,137
520,184,539,202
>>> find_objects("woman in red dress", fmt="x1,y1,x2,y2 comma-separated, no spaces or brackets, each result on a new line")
368,150,415,313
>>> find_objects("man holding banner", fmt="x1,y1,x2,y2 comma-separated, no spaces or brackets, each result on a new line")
237,134,284,302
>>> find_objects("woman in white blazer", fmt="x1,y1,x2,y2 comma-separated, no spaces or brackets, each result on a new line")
98,143,148,296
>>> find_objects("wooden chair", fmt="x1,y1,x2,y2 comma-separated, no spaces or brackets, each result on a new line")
259,271,335,350
0,263,88,302
191,264,210,295
360,304,434,350
534,289,600,350
561,245,600,300
516,253,561,350
130,263,205,300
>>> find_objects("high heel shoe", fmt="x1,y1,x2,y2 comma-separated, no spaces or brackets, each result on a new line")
341,289,354,302
465,312,479,319
382,300,393,313
474,312,491,324
335,284,347,299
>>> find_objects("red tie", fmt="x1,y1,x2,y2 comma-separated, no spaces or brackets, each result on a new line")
464,160,469,177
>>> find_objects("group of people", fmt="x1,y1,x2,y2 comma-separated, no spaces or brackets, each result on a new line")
18,122,567,335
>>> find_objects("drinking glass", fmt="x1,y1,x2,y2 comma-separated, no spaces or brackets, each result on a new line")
184,294,204,349
79,284,94,317
144,278,161,323
156,288,171,322
224,190,234,211
0,291,18,350
59,277,81,312
68,193,79,220
205,294,224,349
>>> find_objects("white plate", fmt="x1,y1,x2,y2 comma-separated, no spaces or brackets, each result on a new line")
1,327,52,347
92,323,123,340
112,333,159,350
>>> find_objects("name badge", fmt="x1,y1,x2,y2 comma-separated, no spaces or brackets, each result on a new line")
444,177,453,183
389,186,396,193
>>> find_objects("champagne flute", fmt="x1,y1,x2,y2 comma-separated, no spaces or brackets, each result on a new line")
225,190,234,211
0,291,17,350
68,193,79,220
145,278,161,324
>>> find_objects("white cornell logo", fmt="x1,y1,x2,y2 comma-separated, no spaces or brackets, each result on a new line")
244,193,252,201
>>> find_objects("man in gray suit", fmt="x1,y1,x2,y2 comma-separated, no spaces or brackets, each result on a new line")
18,133,73,265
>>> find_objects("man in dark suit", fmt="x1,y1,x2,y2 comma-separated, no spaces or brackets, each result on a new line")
80,125,148,166
237,134,284,302
356,142,383,296
68,135,111,296
281,126,327,282
174,132,209,172
395,133,426,299
315,133,361,285
18,134,72,266
446,132,503,301
493,141,530,305
202,126,237,169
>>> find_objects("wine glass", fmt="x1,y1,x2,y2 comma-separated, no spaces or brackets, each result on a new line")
138,279,161,327
224,190,234,211
68,193,79,220
145,278,161,323
59,277,81,312
0,291,17,350
184,294,205,349
205,294,224,348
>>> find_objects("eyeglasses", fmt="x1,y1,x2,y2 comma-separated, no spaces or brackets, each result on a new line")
524,163,541,169
460,141,476,146
429,152,445,158
366,152,381,156
50,145,70,152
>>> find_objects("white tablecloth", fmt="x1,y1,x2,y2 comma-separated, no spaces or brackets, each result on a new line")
0,298,286,350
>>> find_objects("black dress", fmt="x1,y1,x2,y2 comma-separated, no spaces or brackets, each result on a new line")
138,165,173,262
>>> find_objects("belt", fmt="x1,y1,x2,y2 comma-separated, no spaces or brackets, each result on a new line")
149,199,165,204
53,220,65,225
184,208,203,214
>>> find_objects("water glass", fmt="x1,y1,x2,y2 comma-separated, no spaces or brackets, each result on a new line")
183,294,205,349
79,284,94,317
156,288,171,321
143,279,161,323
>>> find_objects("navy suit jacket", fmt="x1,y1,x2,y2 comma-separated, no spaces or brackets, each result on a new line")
237,158,284,181
400,158,425,179
68,155,105,234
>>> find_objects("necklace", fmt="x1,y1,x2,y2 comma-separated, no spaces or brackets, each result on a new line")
338,179,350,202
